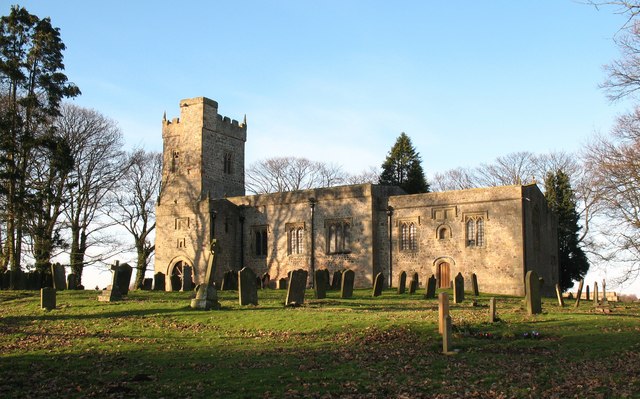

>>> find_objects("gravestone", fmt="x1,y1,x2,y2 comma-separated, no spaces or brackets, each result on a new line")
314,269,328,299
602,279,609,305
221,270,237,291
190,240,220,310
14,270,26,290
181,265,193,291
51,263,66,291
26,272,40,290
408,274,418,294
67,273,77,290
97,263,123,302
442,315,453,354
285,269,308,306
555,283,564,307
331,271,342,290
425,274,437,299
153,272,165,291
261,273,270,289
586,285,590,301
322,269,331,291
372,272,384,297
277,278,287,290
116,263,133,296
1,270,10,289
438,292,449,334
594,281,599,306
170,274,181,291
397,271,407,294
574,278,584,308
525,270,542,315
453,272,465,304
143,278,153,290
238,267,258,306
471,273,479,296
488,297,497,322
41,287,56,310
341,269,355,299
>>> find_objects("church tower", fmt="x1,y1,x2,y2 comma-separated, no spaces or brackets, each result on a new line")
155,97,246,290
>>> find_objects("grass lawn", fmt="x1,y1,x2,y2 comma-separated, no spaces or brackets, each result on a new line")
1,287,639,398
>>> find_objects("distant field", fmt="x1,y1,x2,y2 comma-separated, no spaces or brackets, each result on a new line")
0,288,638,398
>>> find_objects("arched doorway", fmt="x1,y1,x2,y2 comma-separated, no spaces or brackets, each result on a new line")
437,262,450,288
169,260,191,291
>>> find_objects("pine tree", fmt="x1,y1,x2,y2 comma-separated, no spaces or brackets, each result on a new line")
544,170,589,291
379,132,429,194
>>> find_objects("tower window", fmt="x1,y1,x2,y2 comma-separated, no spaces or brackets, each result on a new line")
223,152,233,174
171,151,180,173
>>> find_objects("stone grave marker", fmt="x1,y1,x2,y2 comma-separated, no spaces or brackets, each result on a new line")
438,292,449,334
98,263,123,302
341,269,355,299
153,272,165,291
261,273,270,289
442,315,453,354
586,285,590,301
397,271,407,294
190,240,220,310
555,283,564,307
220,270,236,291
116,263,133,296
314,269,328,299
285,269,308,306
322,269,331,291
488,297,497,322
238,267,258,306
277,278,287,290
41,287,56,310
574,278,584,308
594,281,599,306
408,273,418,294
15,270,27,290
67,273,77,290
425,274,437,299
372,272,384,297
525,270,542,315
143,278,153,290
471,273,479,296
331,270,342,290
51,263,66,291
182,265,193,291
602,279,609,305
453,272,465,304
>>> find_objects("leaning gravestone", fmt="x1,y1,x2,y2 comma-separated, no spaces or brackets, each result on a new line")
51,263,66,291
331,270,342,291
574,278,584,307
341,269,355,299
425,274,437,299
41,287,56,310
277,278,287,290
408,273,418,294
555,283,564,307
285,269,308,306
67,273,77,290
372,272,384,297
397,271,407,294
116,263,133,296
190,240,220,310
238,267,258,306
98,263,122,302
314,269,328,299
182,265,193,291
471,273,480,296
525,270,542,315
153,272,165,291
453,272,465,304
143,278,153,290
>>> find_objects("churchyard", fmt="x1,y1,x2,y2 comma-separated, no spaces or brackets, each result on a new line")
1,286,639,398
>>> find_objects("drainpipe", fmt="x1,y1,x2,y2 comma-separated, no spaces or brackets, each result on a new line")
239,206,245,268
308,197,316,288
387,205,394,288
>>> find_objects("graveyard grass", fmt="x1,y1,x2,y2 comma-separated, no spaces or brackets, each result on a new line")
1,289,639,398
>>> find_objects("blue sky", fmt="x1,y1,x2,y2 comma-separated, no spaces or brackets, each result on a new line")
5,1,637,292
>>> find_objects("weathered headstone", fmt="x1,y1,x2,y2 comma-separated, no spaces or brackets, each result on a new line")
238,267,258,306
261,273,270,289
277,278,287,290
453,272,464,304
341,269,355,299
153,272,165,291
67,273,77,290
442,315,453,354
51,263,66,291
143,278,153,290
471,273,479,296
372,272,384,297
574,278,584,308
41,287,56,310
425,274,437,299
602,279,609,305
331,270,342,291
594,281,599,306
408,273,418,294
220,270,237,291
488,297,497,322
314,269,328,299
14,269,26,290
586,285,590,301
322,269,331,291
190,240,220,310
438,292,449,334
98,263,122,302
555,283,564,307
181,265,193,291
285,269,308,306
397,271,407,294
116,263,132,296
525,270,542,315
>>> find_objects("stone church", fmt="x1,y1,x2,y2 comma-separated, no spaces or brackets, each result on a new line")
155,97,559,296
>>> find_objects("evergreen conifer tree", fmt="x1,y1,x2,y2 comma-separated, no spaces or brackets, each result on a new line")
379,132,429,194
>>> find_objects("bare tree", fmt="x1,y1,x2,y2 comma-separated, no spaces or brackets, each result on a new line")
345,166,380,185
108,149,162,289
476,151,539,187
57,103,128,286
431,167,478,192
